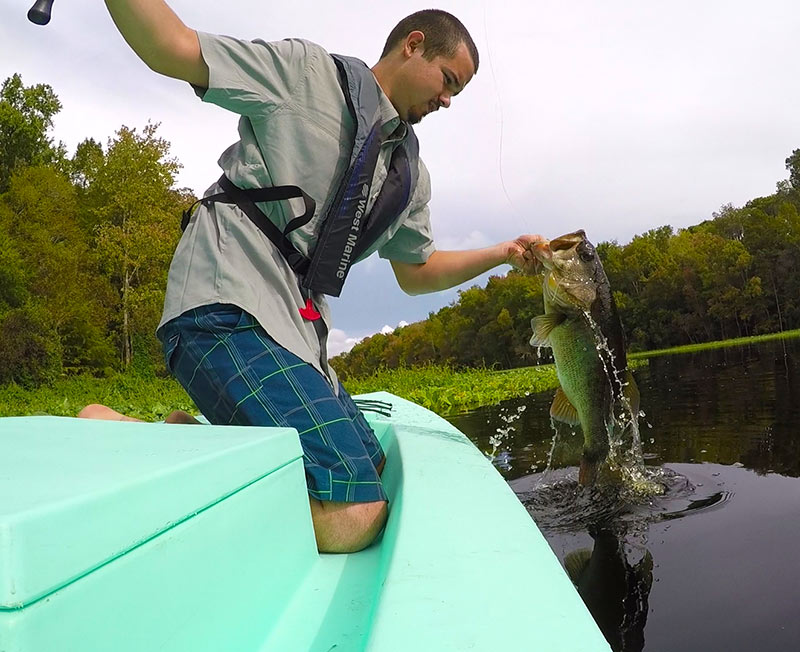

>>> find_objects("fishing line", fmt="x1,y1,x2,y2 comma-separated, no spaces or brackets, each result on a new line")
482,2,533,233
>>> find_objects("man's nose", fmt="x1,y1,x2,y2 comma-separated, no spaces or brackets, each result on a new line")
438,93,451,109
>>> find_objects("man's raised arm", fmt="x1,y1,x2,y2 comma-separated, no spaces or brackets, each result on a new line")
104,0,209,87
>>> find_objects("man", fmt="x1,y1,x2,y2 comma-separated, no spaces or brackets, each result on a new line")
100,1,542,552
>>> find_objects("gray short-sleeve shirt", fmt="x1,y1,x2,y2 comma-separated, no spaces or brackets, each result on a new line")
159,33,435,387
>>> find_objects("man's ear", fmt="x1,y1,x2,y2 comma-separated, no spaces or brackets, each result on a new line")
403,30,426,57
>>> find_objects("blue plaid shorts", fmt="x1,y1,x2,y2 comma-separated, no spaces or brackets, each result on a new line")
157,303,386,503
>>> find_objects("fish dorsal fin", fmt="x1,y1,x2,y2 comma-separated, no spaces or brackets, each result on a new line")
530,313,565,347
550,387,580,426
563,549,592,584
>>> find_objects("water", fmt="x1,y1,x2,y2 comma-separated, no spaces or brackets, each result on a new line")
447,339,800,651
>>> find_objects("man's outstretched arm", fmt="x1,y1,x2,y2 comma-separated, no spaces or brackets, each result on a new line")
104,0,209,87
390,234,544,295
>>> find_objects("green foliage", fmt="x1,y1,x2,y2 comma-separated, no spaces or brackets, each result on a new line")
0,223,28,311
0,74,65,192
0,166,117,377
630,329,800,360
0,371,196,420
70,138,104,190
86,123,184,367
0,76,189,385
0,304,63,387
787,149,800,191
342,364,560,415
334,271,545,378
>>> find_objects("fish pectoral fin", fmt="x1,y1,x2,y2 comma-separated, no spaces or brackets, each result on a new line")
623,370,640,415
550,387,581,426
530,313,565,347
563,549,592,584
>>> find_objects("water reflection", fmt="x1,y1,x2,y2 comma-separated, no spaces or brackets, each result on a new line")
448,338,800,652
564,528,652,652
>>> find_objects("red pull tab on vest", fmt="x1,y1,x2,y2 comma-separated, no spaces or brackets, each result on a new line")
299,298,321,321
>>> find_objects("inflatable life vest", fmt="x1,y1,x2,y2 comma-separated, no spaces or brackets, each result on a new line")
182,53,420,298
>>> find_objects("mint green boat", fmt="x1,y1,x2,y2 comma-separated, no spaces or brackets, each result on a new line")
0,392,610,651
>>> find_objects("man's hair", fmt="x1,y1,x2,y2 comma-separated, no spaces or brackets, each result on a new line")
381,9,479,72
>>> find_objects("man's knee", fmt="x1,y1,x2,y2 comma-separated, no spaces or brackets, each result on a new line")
308,499,388,554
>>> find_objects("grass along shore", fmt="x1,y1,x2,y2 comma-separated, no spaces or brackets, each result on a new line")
627,328,800,359
2,330,798,419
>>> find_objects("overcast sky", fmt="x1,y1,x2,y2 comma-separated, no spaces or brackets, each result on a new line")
3,1,799,355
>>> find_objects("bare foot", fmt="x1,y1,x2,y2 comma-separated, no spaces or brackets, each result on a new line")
165,410,202,425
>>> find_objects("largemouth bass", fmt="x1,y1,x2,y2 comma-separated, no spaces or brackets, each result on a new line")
530,230,639,485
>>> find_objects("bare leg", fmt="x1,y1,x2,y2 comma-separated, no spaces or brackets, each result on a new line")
77,404,143,422
78,405,201,424
308,499,388,553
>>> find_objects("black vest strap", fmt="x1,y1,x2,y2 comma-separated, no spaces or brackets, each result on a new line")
181,177,316,275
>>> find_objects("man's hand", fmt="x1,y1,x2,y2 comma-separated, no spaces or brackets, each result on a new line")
505,234,547,275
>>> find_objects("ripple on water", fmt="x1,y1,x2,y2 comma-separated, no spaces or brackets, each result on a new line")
509,464,733,535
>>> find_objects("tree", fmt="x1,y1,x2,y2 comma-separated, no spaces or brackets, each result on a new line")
786,148,800,191
0,223,28,312
0,74,65,192
71,138,105,190
0,165,116,376
0,305,63,387
85,123,184,367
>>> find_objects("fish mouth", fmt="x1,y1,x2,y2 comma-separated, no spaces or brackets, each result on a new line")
532,230,587,268
549,230,587,252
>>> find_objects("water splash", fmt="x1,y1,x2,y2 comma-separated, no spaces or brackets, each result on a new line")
485,404,527,470
529,308,666,496
580,309,669,495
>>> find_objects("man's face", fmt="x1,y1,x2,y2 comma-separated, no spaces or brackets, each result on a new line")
398,39,475,125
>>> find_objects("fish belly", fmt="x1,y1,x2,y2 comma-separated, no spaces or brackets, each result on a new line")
549,319,612,459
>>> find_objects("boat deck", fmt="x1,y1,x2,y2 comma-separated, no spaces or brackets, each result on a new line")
0,392,609,651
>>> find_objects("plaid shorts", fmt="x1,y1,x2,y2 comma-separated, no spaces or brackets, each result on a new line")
157,303,386,503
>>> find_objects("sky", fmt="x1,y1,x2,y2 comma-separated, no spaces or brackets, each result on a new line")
3,0,799,356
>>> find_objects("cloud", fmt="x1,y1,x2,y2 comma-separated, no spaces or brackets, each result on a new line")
327,319,410,358
435,229,493,251
326,328,364,358
380,320,409,335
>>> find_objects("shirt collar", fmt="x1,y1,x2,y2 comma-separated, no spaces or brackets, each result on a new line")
375,81,403,139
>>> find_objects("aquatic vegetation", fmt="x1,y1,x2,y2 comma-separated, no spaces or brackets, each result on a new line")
630,328,800,359
343,364,560,415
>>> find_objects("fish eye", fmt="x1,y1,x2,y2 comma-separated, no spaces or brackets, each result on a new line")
577,244,595,262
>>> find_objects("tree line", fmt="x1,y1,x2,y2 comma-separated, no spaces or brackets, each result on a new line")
0,74,191,386
1,73,799,387
333,155,800,379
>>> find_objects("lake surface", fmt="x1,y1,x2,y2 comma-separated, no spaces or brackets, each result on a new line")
448,339,800,652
